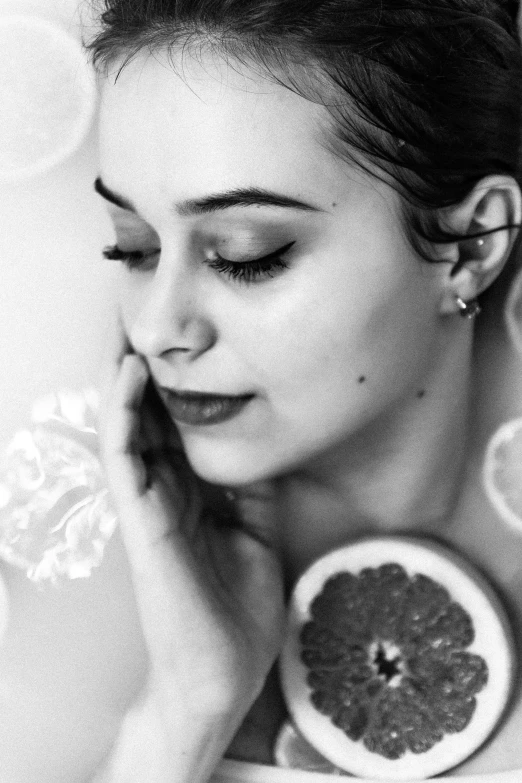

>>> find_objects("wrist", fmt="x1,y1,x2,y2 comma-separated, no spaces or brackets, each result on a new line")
92,690,247,783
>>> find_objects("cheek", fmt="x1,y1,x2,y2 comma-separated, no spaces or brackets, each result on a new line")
230,282,380,391
117,275,146,335
235,264,437,415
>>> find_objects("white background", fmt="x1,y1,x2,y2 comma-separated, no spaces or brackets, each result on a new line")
0,0,117,448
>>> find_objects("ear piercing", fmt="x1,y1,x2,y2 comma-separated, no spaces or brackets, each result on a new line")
456,296,481,319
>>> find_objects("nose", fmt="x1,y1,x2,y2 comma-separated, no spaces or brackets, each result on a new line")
128,251,217,360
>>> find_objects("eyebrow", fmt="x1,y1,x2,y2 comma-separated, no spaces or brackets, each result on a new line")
94,177,136,211
176,187,322,216
94,177,322,216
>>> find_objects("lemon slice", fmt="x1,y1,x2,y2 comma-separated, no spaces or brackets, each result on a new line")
483,417,522,534
0,14,96,183
279,537,515,781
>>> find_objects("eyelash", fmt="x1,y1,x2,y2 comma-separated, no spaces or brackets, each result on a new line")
102,241,295,283
102,245,158,269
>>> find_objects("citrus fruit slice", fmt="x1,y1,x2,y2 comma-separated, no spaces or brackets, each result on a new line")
274,719,347,774
0,14,96,184
483,418,522,535
279,536,515,781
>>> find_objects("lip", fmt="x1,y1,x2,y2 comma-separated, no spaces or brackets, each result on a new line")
159,388,255,426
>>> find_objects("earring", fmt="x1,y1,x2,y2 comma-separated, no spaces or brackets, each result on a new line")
456,296,482,319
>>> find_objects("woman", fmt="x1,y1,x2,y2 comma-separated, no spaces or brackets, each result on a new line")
2,0,522,780
88,0,522,779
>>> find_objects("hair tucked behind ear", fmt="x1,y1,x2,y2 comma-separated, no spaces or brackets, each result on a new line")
87,0,522,272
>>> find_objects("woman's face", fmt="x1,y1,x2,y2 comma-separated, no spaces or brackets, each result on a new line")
98,51,447,485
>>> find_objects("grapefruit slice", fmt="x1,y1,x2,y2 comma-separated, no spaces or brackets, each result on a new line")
0,14,96,183
483,418,522,535
279,536,515,781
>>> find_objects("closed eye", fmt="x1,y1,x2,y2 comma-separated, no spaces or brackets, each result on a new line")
102,244,160,270
102,240,296,283
205,241,295,284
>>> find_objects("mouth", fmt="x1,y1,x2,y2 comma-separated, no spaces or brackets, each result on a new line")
159,388,255,426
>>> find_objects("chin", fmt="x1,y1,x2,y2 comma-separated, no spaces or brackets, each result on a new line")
181,437,283,487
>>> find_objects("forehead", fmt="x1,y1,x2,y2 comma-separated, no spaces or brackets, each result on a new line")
98,49,359,209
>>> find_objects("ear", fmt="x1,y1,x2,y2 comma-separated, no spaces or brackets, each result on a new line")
438,175,521,316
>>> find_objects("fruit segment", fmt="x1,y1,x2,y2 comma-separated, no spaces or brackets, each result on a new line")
279,537,515,781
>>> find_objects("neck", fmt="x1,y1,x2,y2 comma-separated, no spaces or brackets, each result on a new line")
276,326,474,581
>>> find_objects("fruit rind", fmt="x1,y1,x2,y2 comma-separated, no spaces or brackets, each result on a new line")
483,418,522,534
279,537,515,781
0,14,97,184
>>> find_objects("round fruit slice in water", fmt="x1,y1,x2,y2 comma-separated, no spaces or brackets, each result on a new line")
483,418,522,534
274,719,347,774
279,536,515,780
0,14,96,183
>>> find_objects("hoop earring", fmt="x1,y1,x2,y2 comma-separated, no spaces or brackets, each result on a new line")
456,296,481,319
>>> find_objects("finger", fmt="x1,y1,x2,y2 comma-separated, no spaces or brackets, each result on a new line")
99,307,132,394
139,379,185,453
101,352,150,500
97,308,133,438
102,352,199,549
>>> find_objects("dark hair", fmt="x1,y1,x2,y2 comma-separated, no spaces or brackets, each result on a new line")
87,0,522,273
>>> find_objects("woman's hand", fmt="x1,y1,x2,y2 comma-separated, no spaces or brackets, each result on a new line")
96,316,285,783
